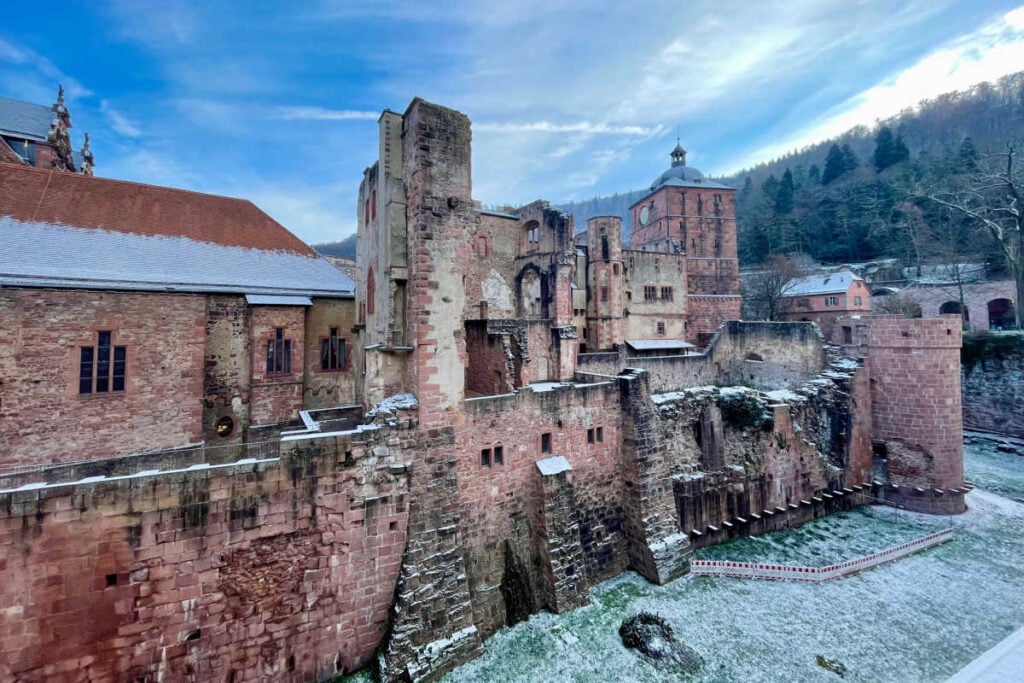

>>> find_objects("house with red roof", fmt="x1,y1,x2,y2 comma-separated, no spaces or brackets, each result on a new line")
0,162,356,469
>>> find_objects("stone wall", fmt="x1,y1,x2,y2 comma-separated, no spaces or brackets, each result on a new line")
622,249,686,341
0,427,411,682
302,298,358,409
249,305,307,427
960,333,1024,438
204,295,252,444
860,315,966,513
0,288,206,469
455,382,626,637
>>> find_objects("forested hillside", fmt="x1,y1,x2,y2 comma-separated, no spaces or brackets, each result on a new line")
559,71,1024,273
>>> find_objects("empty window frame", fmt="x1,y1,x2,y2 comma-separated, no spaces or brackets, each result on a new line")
79,331,126,394
644,286,657,302
661,286,674,302
527,226,540,244
601,287,609,302
587,428,595,443
541,432,552,454
481,448,491,467
266,328,292,375
494,446,503,466
656,321,666,336
321,327,345,370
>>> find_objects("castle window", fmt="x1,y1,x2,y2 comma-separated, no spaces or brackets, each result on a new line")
825,296,839,307
626,291,632,301
854,296,862,306
370,190,377,221
661,287,674,302
596,427,604,442
696,195,703,216
321,328,345,370
79,331,126,394
481,448,491,467
266,328,292,375
541,432,552,454
613,263,619,275
527,226,539,244
601,287,608,302
366,267,375,315
843,326,853,344
494,446,504,466
587,428,595,443
656,321,665,336
644,286,657,302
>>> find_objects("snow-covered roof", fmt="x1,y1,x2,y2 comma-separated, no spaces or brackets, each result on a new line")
782,272,862,297
626,339,696,351
0,217,355,297
0,162,354,297
536,456,572,476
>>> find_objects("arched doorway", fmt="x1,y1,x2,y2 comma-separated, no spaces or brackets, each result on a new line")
939,300,969,323
988,298,1017,330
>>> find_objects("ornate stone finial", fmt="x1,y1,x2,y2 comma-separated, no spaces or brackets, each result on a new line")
47,84,76,172
80,132,95,176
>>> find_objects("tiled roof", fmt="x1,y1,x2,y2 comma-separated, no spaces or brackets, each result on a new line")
0,97,52,141
0,162,315,255
782,272,862,297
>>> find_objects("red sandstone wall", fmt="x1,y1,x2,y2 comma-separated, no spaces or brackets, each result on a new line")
866,315,964,490
0,432,410,682
0,289,205,468
302,298,358,409
249,306,305,426
457,383,627,635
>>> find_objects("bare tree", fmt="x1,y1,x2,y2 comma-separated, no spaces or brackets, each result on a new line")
915,143,1023,328
744,254,804,321
873,294,922,317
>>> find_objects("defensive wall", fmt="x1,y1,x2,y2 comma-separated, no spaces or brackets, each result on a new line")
0,421,413,683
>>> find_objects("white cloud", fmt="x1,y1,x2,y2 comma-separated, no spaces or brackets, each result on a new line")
274,106,379,121
100,101,142,137
720,6,1024,173
475,121,661,136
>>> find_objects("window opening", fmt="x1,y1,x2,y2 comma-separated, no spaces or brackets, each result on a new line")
79,331,126,394
541,432,552,454
321,328,345,370
267,328,292,375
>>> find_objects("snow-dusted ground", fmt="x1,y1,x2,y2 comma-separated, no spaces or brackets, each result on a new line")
435,441,1024,682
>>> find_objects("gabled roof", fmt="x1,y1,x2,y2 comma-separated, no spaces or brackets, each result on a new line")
0,162,354,298
782,272,862,297
0,97,52,141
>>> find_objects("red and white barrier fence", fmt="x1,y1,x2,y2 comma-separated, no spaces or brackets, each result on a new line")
689,528,953,583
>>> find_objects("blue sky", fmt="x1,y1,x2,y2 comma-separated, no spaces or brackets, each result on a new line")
2,1,1024,244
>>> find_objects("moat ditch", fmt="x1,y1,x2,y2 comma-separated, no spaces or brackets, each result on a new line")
341,437,1024,682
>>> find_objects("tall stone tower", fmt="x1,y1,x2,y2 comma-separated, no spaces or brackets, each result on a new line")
586,215,625,350
629,142,741,346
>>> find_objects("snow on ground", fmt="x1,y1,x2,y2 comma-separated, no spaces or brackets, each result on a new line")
764,388,805,404
435,442,1024,683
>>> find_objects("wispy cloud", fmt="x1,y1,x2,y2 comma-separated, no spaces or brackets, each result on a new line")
274,106,379,121
476,121,662,136
0,36,92,99
100,100,141,137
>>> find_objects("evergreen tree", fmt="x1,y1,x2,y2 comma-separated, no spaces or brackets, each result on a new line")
893,134,910,165
821,144,846,185
775,168,795,214
808,164,821,185
873,126,898,171
841,143,860,172
958,136,979,171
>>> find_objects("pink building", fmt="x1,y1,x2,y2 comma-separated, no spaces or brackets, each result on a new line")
780,271,871,337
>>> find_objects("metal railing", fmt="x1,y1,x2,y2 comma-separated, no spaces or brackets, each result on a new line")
689,528,953,583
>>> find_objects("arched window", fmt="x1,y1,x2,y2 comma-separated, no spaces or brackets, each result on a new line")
939,301,969,322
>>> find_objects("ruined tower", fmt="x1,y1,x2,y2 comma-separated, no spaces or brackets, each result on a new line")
586,215,625,350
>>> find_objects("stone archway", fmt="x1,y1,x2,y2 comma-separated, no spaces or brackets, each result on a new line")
939,300,969,323
987,298,1017,330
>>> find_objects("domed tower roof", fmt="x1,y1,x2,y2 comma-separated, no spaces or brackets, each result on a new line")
648,139,729,191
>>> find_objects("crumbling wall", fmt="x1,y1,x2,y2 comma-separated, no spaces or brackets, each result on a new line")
455,382,626,637
960,333,1024,438
0,428,411,683
463,211,518,320
204,295,251,444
